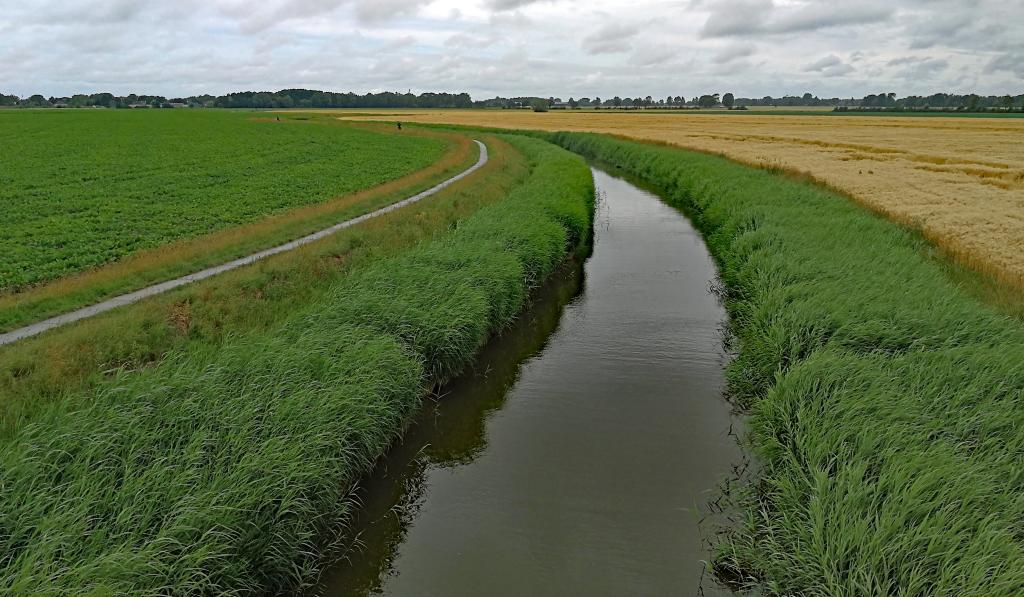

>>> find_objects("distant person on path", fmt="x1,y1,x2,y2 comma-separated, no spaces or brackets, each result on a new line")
396,122,402,131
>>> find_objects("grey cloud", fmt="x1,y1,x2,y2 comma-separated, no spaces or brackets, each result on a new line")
702,0,892,38
18,0,200,26
699,0,769,38
804,54,855,77
805,55,841,70
220,0,430,33
354,0,432,22
488,10,533,28
905,13,973,50
887,56,949,79
218,1,342,33
900,0,1022,54
2,0,1020,101
985,52,1024,78
445,33,500,49
631,47,678,67
582,22,641,55
713,44,756,64
486,0,549,10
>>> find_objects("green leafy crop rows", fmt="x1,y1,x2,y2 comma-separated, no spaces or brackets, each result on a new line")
0,110,444,290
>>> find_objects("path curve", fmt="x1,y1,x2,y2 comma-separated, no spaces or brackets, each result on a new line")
0,140,488,347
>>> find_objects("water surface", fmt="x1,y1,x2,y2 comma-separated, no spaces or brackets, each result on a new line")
318,167,741,596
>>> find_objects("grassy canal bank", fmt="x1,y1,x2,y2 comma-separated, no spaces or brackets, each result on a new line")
0,135,593,594
546,132,1024,595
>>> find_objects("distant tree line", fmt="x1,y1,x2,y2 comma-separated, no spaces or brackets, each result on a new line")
473,93,816,110
838,92,1024,112
473,96,549,109
3,89,1021,112
213,89,472,109
0,89,473,109
473,91,1023,113
735,93,842,107
0,92,203,109
473,95,728,109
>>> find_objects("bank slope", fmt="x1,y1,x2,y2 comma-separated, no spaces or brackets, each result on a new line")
0,135,593,595
548,132,1024,596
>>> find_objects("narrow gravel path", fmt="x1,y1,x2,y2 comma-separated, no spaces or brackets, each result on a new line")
0,140,488,347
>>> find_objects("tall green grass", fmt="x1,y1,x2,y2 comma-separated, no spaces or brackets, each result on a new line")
546,132,1024,596
0,135,593,594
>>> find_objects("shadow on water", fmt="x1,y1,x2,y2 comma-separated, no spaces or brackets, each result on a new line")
315,166,743,597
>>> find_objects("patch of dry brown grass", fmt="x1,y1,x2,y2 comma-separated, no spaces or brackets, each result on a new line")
337,109,1024,289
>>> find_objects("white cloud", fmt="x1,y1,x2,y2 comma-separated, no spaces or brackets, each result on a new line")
0,0,1021,99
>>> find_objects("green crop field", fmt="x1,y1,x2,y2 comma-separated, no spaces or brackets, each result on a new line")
0,110,445,291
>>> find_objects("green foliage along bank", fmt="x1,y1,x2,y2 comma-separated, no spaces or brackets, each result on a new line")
0,135,593,594
545,132,1024,596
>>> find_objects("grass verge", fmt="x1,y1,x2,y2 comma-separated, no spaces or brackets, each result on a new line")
545,132,1024,596
0,118,474,332
0,134,594,594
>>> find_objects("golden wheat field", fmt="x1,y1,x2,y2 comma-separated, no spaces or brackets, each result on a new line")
340,110,1024,287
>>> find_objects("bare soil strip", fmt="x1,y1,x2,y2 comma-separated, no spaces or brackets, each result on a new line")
0,141,487,346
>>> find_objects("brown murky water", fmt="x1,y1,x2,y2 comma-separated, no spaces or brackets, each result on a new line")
316,167,742,596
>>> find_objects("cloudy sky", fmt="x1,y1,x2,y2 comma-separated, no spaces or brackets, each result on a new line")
1,0,1021,99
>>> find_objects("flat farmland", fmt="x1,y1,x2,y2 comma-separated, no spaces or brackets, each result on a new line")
0,110,446,291
339,110,1024,287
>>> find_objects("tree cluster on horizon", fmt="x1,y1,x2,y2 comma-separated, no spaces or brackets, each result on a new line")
2,89,1021,112
472,91,1023,111
0,89,472,110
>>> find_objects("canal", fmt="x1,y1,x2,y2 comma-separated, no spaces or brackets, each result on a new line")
316,167,742,596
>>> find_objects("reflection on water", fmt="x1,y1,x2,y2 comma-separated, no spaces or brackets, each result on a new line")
315,256,586,597
316,167,741,597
